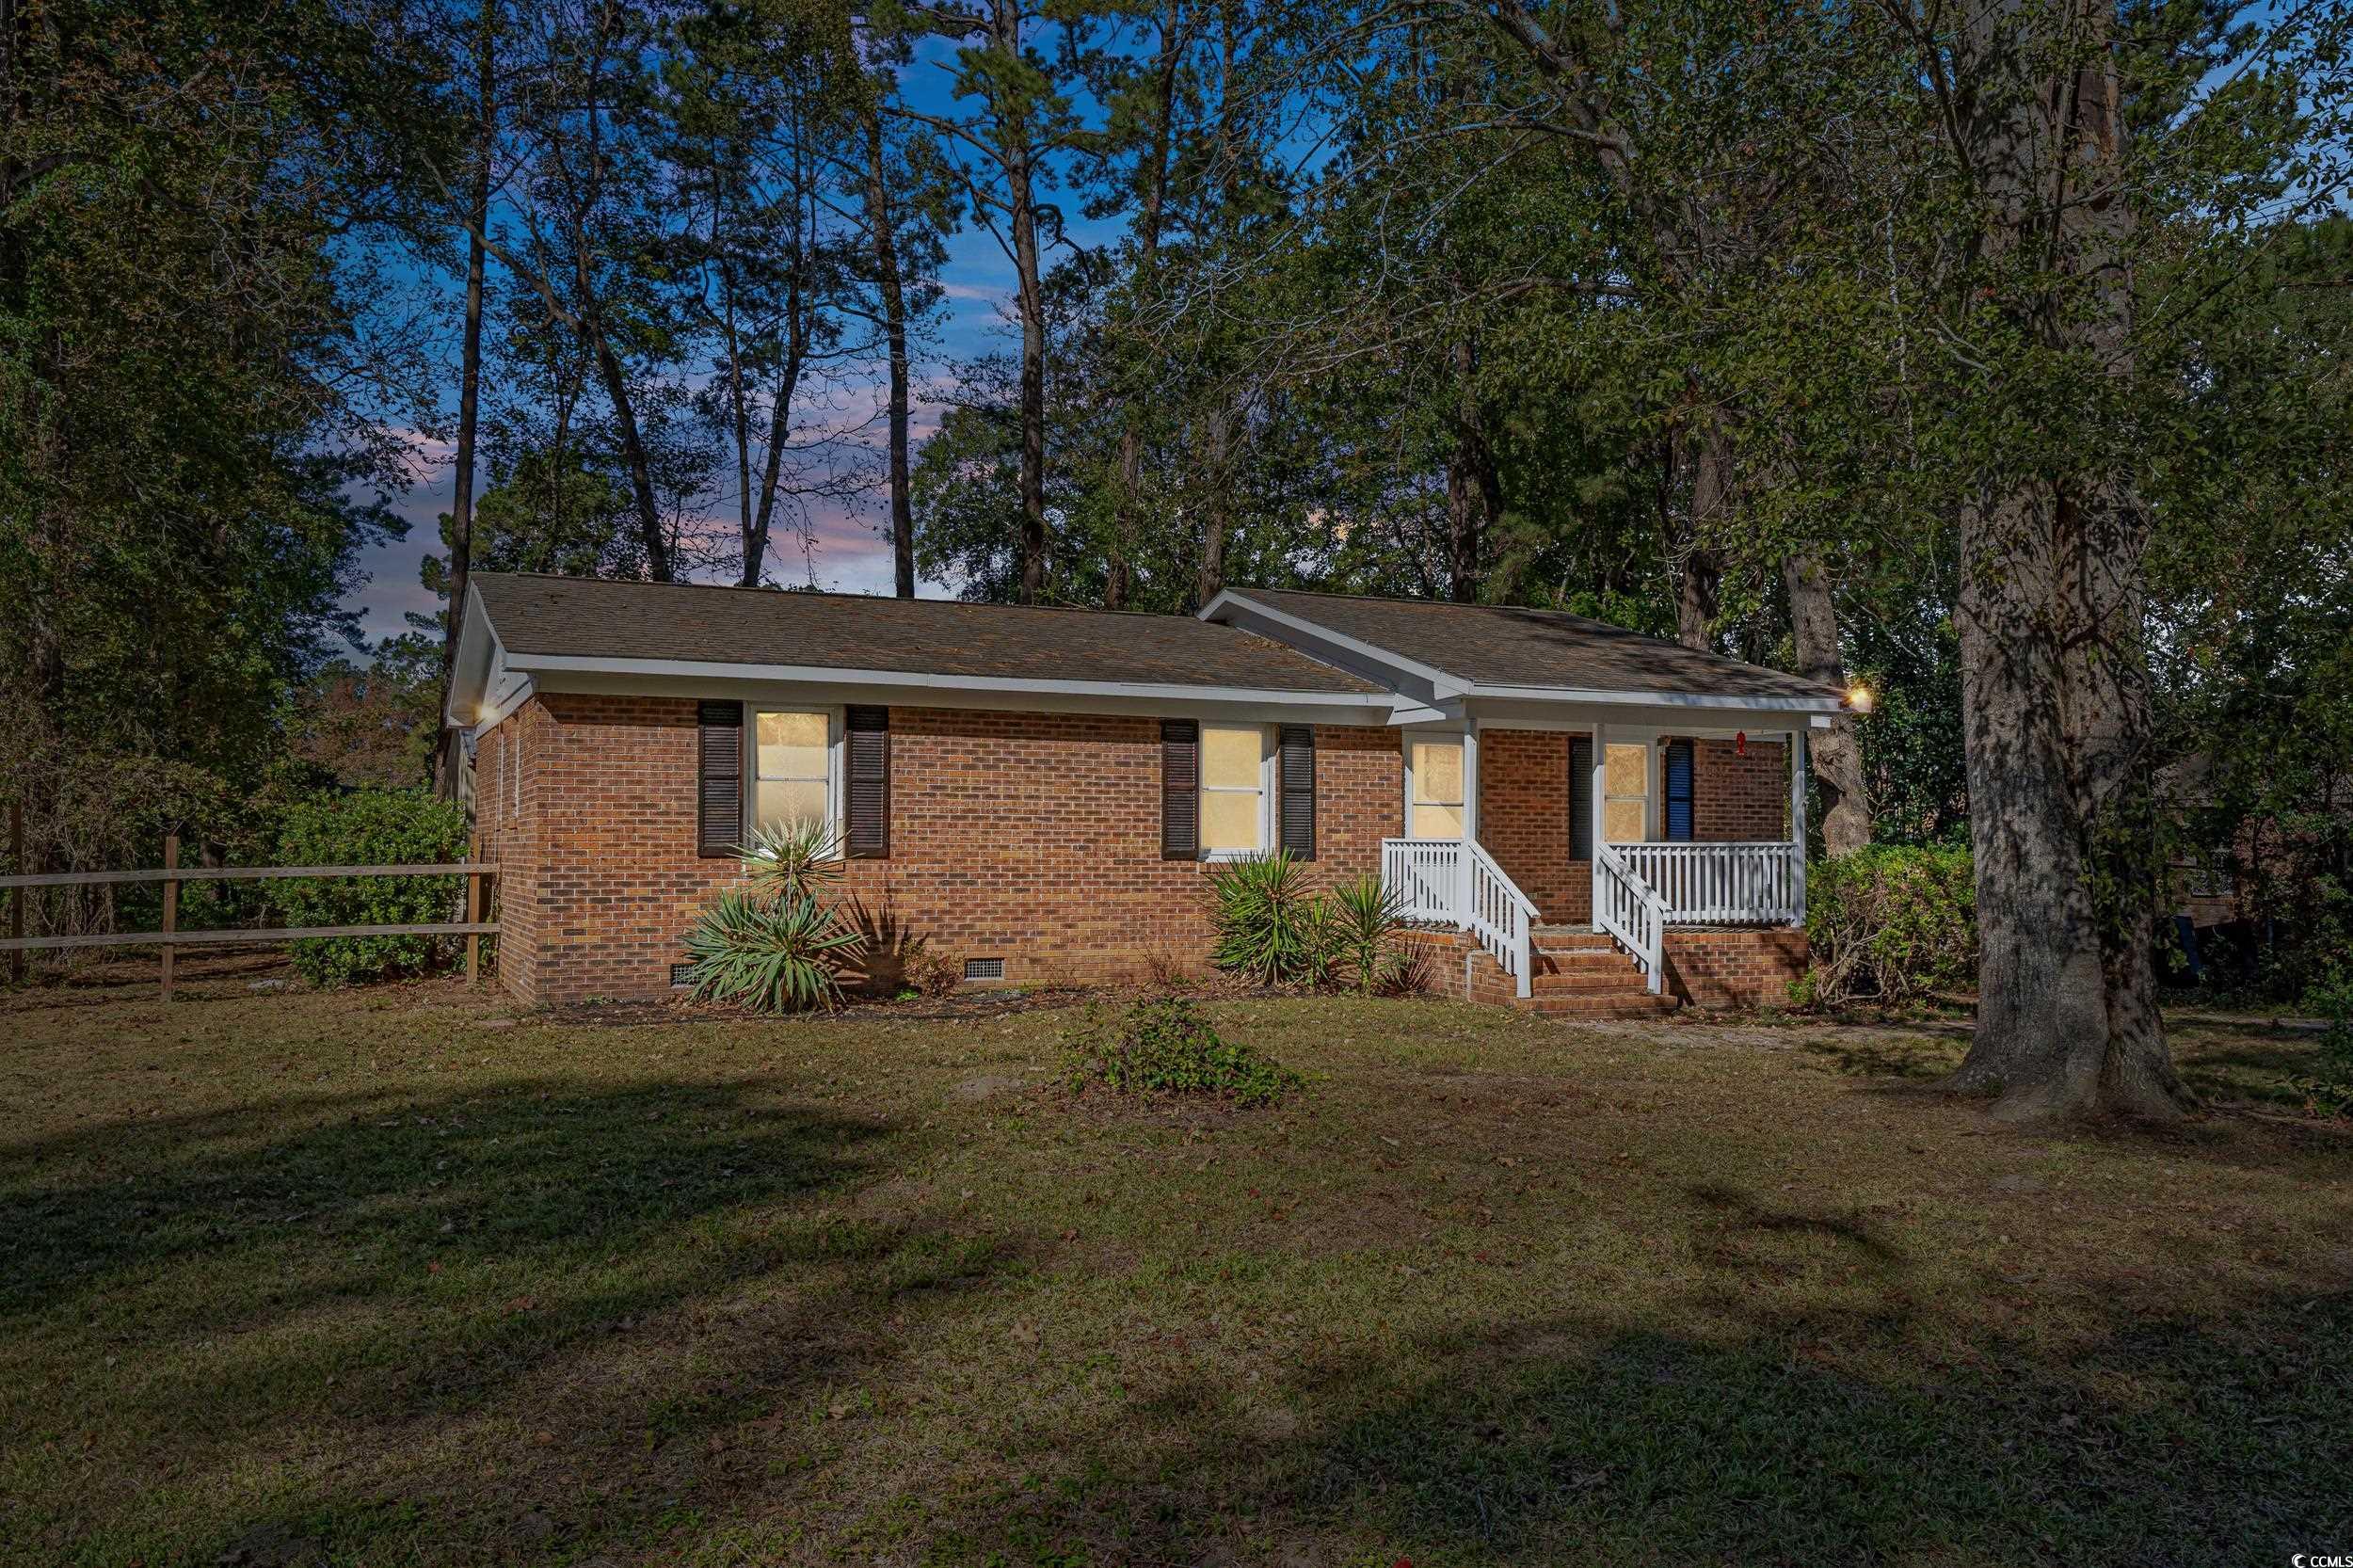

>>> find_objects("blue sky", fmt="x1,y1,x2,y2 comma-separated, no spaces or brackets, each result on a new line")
344,31,1128,647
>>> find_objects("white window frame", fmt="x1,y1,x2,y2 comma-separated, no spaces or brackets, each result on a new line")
744,704,846,843
1404,732,1467,840
1198,721,1275,860
1601,734,1657,845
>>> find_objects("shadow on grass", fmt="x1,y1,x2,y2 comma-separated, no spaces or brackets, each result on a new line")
1,1076,1008,1565
910,1286,2350,1568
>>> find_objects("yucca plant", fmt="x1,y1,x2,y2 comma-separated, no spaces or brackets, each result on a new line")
680,889,867,1013
1328,872,1413,995
1206,851,1329,988
733,818,849,905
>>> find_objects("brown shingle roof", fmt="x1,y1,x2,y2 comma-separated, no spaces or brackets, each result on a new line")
1226,588,1843,703
471,573,1384,695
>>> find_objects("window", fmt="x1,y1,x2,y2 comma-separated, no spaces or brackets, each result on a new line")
1200,723,1268,854
1603,741,1650,843
1410,738,1465,839
753,710,832,834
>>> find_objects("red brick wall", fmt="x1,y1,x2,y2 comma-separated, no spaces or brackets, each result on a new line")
1694,737,1787,841
1662,929,1809,1008
480,696,1404,1004
1475,729,1791,925
1477,728,1587,924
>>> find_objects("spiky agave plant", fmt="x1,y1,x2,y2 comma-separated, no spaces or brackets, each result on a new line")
733,818,849,905
680,889,867,1013
1328,872,1412,995
1205,851,1330,988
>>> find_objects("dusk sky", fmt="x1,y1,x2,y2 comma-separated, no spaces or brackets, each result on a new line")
343,36,1126,648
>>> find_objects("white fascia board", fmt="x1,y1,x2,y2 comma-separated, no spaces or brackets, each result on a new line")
1466,696,1832,736
1465,683,1845,713
1201,591,1467,700
468,671,536,738
441,581,502,726
512,655,1396,725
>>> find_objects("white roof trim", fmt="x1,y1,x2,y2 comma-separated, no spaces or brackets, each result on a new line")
1205,588,1841,713
499,650,1397,711
1202,589,1466,696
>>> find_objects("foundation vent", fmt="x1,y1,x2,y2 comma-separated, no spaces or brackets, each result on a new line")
963,957,1006,982
668,962,696,988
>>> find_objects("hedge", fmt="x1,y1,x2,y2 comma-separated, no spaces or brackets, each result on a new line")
268,789,473,986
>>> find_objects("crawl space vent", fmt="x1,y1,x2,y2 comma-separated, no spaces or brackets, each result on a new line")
668,962,696,987
963,957,1006,982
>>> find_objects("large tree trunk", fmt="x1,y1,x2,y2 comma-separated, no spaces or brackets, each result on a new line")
1783,552,1869,854
1672,420,1728,650
1444,337,1500,603
433,0,495,798
1106,0,1184,612
1944,0,2185,1120
1193,396,1239,609
863,108,915,600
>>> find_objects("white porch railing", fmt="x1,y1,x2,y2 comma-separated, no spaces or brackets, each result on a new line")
1616,841,1804,926
1593,842,1669,994
1380,837,1538,999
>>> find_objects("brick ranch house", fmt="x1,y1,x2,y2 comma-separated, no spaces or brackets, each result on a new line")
446,576,1849,1014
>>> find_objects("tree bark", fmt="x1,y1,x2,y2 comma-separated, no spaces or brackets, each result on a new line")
1444,336,1500,602
1943,0,2186,1120
1783,552,1869,854
1193,396,1239,609
434,0,495,798
1106,0,1183,612
863,107,915,600
1672,419,1729,650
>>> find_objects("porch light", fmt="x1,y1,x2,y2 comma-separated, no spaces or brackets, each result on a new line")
1846,683,1875,713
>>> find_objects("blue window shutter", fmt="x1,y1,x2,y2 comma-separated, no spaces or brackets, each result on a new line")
1664,740,1695,841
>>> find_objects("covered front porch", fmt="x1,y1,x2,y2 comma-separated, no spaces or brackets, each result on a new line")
1376,711,1819,1000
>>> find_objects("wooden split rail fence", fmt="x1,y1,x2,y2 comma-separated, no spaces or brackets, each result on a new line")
3,821,497,1000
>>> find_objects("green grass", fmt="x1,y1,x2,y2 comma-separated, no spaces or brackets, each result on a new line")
3,959,2349,1566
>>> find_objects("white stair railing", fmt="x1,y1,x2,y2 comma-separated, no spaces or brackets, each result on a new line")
1593,842,1669,994
1380,837,1539,998
1616,841,1803,925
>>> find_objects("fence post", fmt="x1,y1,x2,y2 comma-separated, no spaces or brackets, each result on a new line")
8,802,22,986
160,834,180,1003
465,869,483,985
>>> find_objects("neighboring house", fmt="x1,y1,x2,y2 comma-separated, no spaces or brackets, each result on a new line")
447,576,1849,1012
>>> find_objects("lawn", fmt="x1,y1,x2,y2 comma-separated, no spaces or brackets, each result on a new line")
3,959,2348,1567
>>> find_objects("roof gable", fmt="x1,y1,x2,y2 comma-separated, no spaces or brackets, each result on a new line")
1211,587,1842,706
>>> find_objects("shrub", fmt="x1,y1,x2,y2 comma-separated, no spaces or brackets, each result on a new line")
270,789,473,986
1326,873,1417,995
1205,852,1326,986
680,889,867,1013
902,943,963,1000
1062,993,1303,1106
1804,844,1977,1005
2291,968,2353,1118
733,818,848,905
1205,854,1419,994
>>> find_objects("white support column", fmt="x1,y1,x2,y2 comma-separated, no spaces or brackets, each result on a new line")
1789,728,1809,927
1459,715,1481,918
1590,719,1609,925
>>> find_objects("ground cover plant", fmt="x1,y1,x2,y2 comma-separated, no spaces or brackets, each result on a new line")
1061,991,1304,1105
2,956,2347,1566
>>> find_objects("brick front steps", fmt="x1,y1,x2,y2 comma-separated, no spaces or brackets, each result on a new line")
1404,925,1809,1013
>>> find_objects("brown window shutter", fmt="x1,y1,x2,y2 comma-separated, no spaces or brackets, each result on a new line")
1160,719,1199,859
697,700,744,858
1278,724,1316,859
845,705,889,858
1569,735,1593,860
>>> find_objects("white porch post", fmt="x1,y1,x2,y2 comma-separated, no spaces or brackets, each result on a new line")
1589,718,1609,926
1459,716,1481,917
1789,727,1809,927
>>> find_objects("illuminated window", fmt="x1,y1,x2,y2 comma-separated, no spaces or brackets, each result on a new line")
754,710,831,833
1200,724,1268,853
1410,738,1465,839
1603,741,1650,843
